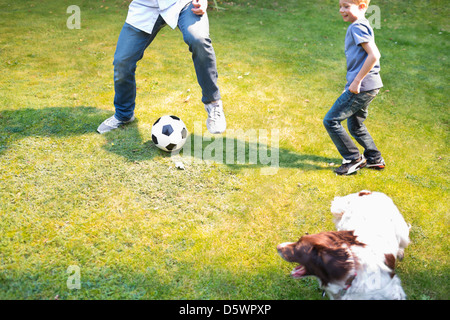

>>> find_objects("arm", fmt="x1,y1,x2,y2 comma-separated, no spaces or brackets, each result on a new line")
348,41,381,94
191,0,208,16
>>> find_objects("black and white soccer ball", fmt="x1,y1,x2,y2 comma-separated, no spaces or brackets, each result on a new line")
151,115,188,152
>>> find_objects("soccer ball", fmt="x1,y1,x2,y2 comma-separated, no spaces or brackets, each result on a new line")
151,115,188,152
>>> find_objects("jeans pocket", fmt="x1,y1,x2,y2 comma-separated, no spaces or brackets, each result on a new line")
363,89,380,98
350,90,378,112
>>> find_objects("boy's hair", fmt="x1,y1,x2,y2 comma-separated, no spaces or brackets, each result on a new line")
351,0,371,6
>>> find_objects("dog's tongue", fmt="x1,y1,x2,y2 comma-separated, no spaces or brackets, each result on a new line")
291,265,307,278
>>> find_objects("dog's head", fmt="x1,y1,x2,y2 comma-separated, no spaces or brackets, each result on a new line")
277,231,365,286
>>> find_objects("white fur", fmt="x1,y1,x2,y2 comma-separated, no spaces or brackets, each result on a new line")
331,191,410,259
324,245,407,300
326,191,410,300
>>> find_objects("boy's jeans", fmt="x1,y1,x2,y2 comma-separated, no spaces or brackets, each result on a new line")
113,3,221,121
323,89,382,161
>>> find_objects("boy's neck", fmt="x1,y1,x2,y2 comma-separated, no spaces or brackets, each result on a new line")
355,11,367,21
352,15,366,23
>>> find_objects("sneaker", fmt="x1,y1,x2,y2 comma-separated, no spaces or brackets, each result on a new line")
334,156,367,175
366,158,386,170
97,115,135,134
204,100,226,134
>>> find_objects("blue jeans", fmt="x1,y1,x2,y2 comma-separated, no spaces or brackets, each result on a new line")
323,89,382,161
113,3,221,121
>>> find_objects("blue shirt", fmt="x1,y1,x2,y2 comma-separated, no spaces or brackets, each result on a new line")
345,19,383,92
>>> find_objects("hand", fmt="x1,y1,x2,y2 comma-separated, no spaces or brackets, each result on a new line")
349,80,361,94
192,0,207,16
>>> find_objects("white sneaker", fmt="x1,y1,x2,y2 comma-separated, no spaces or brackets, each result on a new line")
204,100,226,134
97,115,135,134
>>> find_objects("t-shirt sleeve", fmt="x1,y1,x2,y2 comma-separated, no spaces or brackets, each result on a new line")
351,23,373,46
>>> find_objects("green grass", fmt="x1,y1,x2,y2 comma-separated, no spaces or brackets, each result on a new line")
0,0,449,300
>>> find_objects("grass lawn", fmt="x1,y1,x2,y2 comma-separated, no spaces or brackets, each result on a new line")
0,0,448,300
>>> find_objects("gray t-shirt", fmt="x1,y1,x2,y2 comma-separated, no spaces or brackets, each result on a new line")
345,18,383,92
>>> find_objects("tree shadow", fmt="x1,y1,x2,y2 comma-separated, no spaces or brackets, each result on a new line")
0,106,339,170
0,106,111,153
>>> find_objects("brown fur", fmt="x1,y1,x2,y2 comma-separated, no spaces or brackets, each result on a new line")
384,254,397,278
278,231,365,286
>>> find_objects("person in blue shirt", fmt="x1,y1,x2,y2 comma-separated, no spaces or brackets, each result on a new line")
324,0,385,175
97,0,226,134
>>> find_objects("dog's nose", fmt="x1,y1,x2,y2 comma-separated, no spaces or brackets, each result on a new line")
277,242,290,252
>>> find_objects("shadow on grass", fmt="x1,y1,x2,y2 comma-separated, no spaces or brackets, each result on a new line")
178,133,338,171
0,106,339,171
0,106,110,152
103,127,338,171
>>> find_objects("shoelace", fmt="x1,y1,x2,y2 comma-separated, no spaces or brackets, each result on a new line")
209,105,222,120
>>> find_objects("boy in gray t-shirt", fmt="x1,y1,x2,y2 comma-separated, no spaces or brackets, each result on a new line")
323,0,385,175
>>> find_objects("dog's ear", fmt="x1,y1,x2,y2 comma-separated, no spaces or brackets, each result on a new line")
319,246,350,262
320,251,335,265
319,247,355,282
307,245,350,285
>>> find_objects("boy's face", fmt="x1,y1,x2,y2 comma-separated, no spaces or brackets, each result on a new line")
339,0,366,23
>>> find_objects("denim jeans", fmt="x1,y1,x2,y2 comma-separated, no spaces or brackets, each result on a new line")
113,3,221,121
323,89,382,161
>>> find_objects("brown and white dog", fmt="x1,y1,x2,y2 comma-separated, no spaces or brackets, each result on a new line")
277,191,410,300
